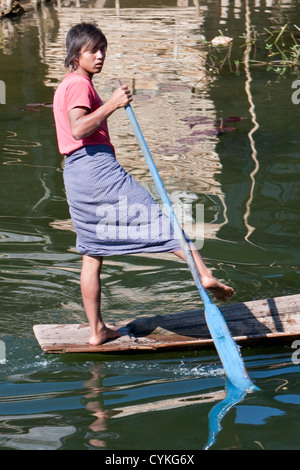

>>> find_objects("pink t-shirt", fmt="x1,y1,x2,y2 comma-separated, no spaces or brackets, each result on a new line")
53,73,114,155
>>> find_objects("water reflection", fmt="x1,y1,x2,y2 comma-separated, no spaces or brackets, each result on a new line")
243,0,260,244
1,424,76,450
1,0,298,248
84,370,111,448
0,336,298,450
1,0,226,244
81,360,228,449
2,130,42,163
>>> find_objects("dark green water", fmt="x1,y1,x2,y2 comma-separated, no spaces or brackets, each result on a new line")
0,0,299,450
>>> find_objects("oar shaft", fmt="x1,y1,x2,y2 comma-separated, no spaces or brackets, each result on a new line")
124,103,209,303
122,97,258,392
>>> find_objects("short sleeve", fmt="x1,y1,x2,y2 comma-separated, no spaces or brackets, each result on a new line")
65,79,93,113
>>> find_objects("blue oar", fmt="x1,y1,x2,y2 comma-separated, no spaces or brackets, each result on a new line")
121,93,258,393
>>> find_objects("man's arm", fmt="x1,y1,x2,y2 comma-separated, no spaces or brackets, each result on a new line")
68,85,132,140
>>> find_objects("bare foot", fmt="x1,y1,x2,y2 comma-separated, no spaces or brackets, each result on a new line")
202,275,234,301
89,325,121,346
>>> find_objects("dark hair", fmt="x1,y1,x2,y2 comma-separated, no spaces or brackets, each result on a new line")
64,22,107,69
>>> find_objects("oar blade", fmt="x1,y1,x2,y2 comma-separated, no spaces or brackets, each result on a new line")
204,302,259,392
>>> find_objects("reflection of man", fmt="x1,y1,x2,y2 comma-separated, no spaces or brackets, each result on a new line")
84,369,109,448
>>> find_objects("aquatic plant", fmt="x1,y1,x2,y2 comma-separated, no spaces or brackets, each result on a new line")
251,24,300,76
201,24,300,79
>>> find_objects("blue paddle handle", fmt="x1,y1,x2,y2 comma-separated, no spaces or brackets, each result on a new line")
123,103,210,305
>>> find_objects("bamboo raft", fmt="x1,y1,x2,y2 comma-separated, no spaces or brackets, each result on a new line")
33,294,300,354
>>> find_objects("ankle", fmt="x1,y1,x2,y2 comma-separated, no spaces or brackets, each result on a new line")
90,320,105,335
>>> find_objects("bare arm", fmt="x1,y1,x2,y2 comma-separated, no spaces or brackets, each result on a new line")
68,85,132,140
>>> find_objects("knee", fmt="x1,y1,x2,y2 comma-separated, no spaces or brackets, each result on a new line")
82,255,103,273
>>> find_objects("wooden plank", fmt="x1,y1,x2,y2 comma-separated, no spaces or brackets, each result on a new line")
33,294,300,354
